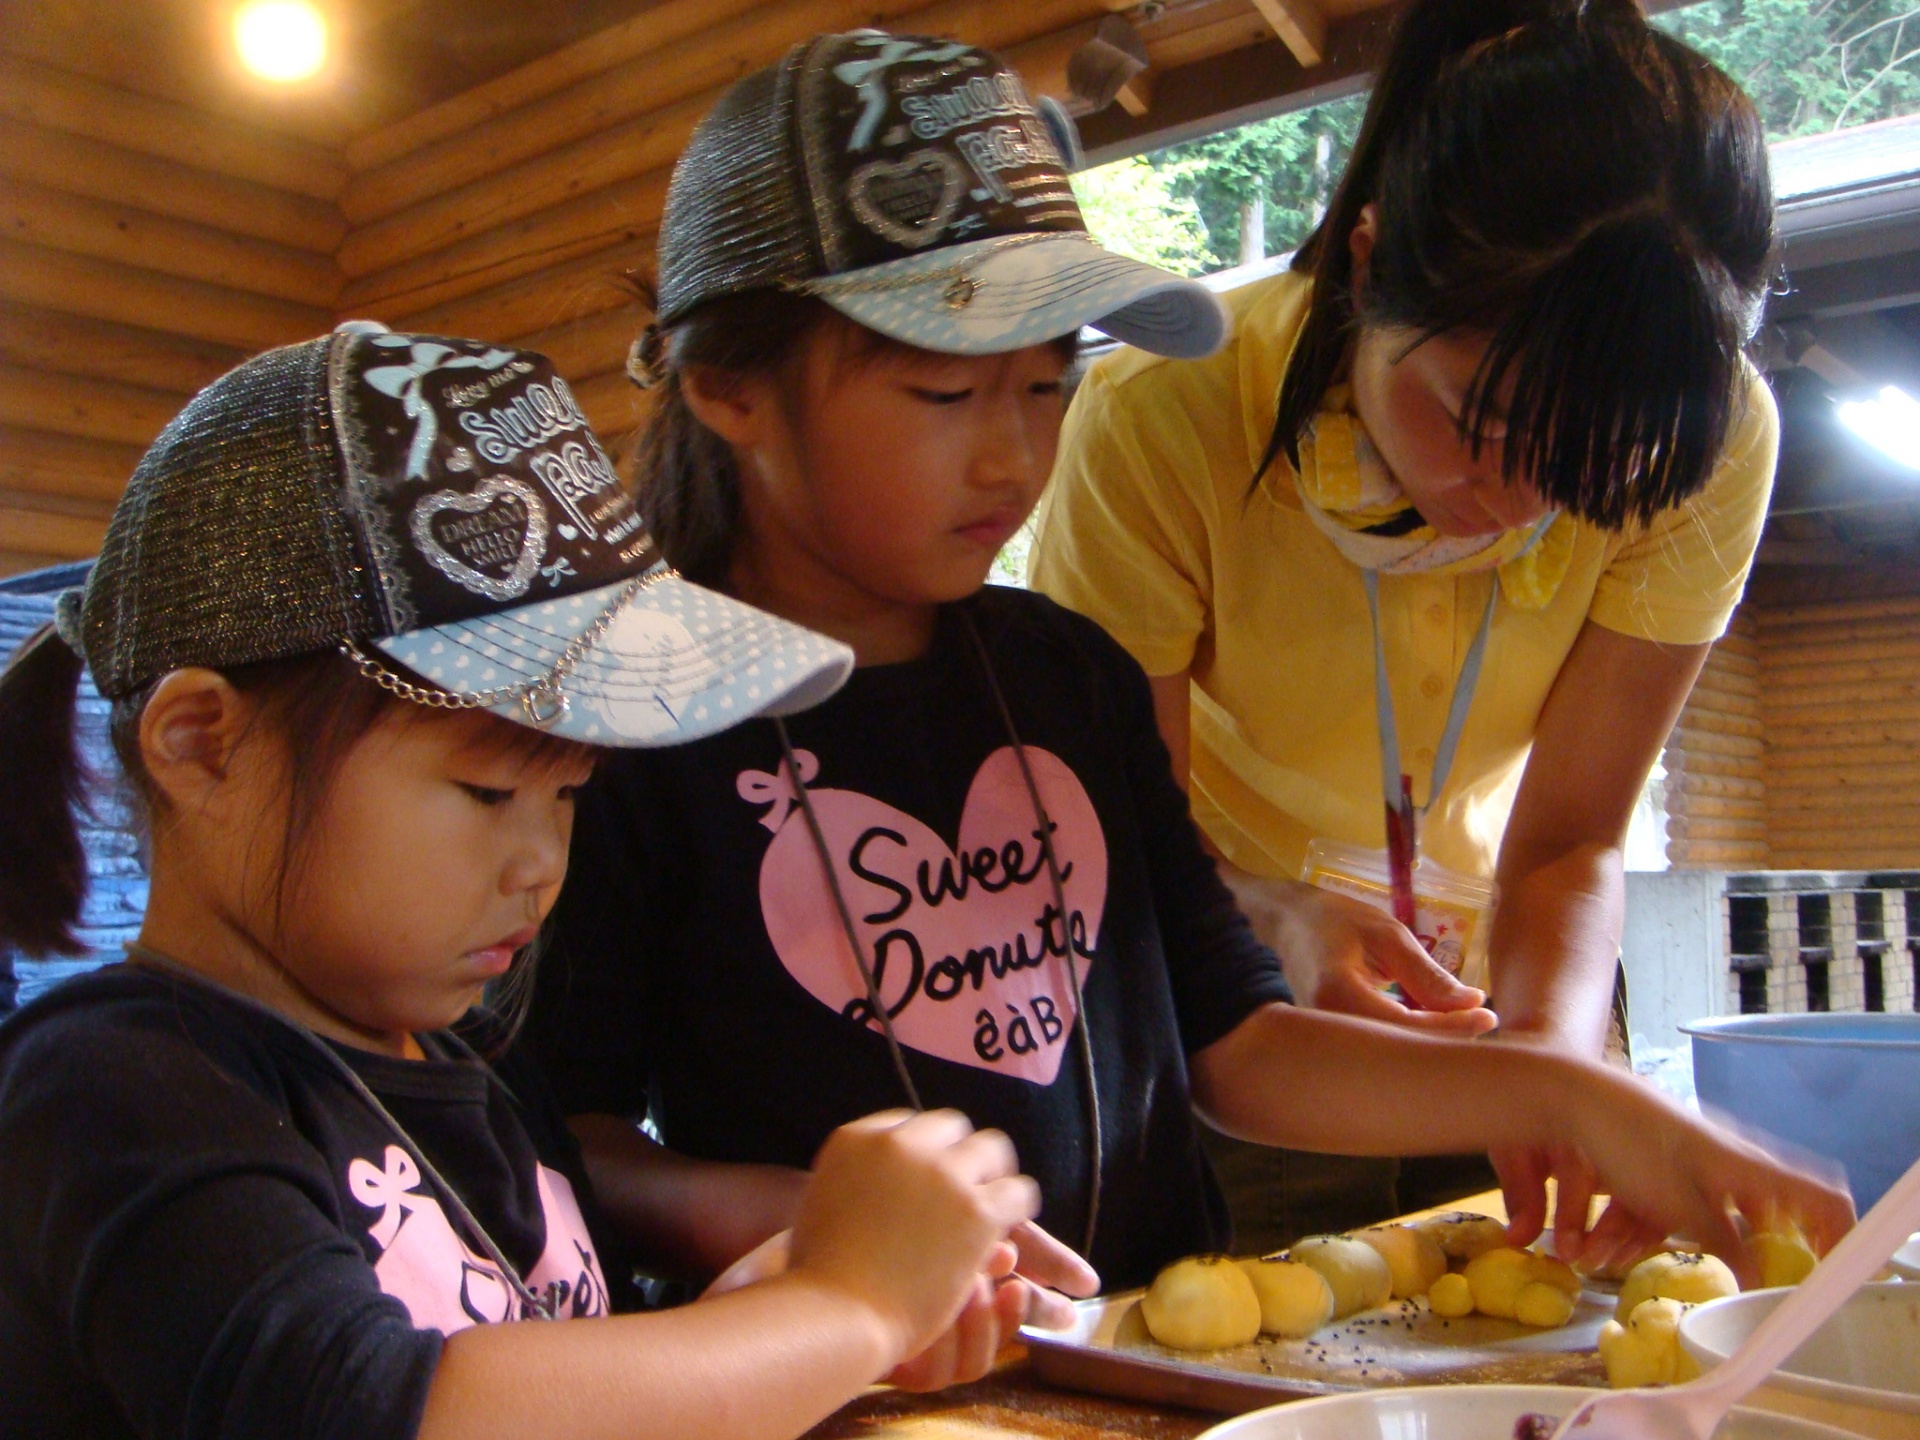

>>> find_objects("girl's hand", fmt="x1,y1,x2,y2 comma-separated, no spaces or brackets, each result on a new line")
706,1216,1098,1392
1545,1069,1854,1285
1222,867,1496,1035
787,1110,1042,1368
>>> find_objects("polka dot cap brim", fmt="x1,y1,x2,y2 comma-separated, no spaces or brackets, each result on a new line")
376,569,855,747
816,234,1228,359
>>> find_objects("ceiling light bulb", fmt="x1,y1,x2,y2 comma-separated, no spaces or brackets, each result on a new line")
234,0,328,83
1836,385,1920,472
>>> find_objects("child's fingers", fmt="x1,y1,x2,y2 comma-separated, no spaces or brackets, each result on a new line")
1020,1281,1080,1331
836,1108,920,1136
1492,1144,1551,1248
979,1174,1042,1229
983,1239,1018,1280
1551,1152,1599,1263
1326,975,1498,1034
948,1125,1021,1184
1579,1200,1664,1275
1011,1219,1100,1298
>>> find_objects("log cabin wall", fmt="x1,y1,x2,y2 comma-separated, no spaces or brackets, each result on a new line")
1755,592,1920,871
330,0,1270,451
1,0,1366,574
1663,609,1769,871
0,57,345,574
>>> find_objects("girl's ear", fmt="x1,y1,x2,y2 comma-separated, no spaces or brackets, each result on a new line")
679,362,773,450
1347,202,1381,301
139,668,253,809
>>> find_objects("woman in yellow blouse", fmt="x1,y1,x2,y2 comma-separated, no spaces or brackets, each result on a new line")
1033,0,1779,1246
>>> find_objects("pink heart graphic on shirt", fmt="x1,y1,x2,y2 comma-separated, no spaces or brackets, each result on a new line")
742,746,1107,1085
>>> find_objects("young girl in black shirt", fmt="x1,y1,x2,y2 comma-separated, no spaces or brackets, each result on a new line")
0,326,1059,1439
524,28,1853,1297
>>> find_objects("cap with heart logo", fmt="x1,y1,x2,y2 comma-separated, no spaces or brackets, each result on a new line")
58,323,854,746
654,31,1227,359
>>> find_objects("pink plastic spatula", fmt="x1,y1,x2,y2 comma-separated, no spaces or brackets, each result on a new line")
1545,1152,1920,1440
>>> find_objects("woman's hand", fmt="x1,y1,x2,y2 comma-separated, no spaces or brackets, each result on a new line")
706,1218,1098,1392
1219,865,1495,1035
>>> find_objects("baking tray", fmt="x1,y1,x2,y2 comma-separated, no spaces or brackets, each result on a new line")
1021,1286,1614,1416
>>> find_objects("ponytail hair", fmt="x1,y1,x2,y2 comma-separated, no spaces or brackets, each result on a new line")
1271,0,1772,528
633,286,829,587
0,626,91,957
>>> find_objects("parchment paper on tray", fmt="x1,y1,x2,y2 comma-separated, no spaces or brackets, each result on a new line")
1022,1289,1611,1416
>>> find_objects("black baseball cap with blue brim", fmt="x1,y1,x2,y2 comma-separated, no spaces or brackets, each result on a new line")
58,323,852,746
652,31,1227,360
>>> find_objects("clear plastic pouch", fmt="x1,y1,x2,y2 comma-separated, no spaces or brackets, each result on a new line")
1301,839,1497,990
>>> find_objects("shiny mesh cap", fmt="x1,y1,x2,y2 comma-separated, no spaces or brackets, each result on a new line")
655,32,1227,359
57,324,852,746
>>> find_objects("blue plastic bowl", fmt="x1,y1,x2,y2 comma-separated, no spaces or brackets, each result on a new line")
1681,1014,1920,1211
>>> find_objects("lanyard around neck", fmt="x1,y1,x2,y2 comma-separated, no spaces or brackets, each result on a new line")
1363,570,1497,822
123,944,558,1320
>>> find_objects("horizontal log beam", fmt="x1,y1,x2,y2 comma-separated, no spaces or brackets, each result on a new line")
1767,764,1920,794
1665,773,1767,800
391,239,655,346
0,425,143,504
0,303,243,396
0,55,347,202
1665,816,1767,841
1667,840,1770,867
1767,787,1920,815
342,187,657,320
1766,742,1919,770
1249,0,1327,66
1755,658,1920,691
0,548,75,578
1765,640,1920,672
1758,594,1920,628
1769,849,1916,870
0,495,109,558
1674,708,1764,740
1761,616,1920,653
344,0,939,225
1768,687,1920,722
0,239,329,353
0,117,345,255
570,368,654,446
1662,751,1765,781
1667,727,1765,759
1080,7,1391,162
0,179,340,307
510,306,647,389
345,0,771,173
1766,720,1920,749
341,98,697,281
0,363,181,449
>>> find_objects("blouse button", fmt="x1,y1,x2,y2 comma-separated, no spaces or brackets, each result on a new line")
1421,673,1445,699
1425,602,1448,626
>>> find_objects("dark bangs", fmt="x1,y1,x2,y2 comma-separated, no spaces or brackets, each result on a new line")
1404,208,1753,529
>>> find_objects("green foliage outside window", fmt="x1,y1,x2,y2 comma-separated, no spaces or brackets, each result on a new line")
1073,1,1920,277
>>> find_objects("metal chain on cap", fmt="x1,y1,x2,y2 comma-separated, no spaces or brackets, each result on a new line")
339,571,654,728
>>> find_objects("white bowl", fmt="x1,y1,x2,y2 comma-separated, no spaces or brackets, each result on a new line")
1197,1385,1865,1440
1891,1233,1920,1282
1680,1283,1920,1440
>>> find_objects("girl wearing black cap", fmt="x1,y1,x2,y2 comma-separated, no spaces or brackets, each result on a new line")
528,26,1848,1309
0,328,1056,1440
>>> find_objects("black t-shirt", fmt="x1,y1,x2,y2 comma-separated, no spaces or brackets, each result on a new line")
526,588,1290,1288
0,966,614,1440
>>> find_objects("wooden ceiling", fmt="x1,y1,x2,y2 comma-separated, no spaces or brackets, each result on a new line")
0,0,1408,572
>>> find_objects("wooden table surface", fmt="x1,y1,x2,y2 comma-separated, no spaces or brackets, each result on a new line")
805,1192,1517,1440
